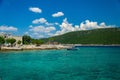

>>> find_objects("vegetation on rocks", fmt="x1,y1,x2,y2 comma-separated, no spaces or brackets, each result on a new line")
6,38,16,47
0,36,5,45
31,39,44,46
22,35,31,44
43,28,120,44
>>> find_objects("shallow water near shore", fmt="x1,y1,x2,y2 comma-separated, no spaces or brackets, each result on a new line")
0,46,120,80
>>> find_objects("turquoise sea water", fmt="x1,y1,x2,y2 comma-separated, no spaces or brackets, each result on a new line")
0,46,120,80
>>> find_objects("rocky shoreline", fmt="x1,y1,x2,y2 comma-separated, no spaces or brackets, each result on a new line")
0,44,120,51
0,44,69,51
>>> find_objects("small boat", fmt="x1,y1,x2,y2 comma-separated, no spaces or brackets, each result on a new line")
67,47,78,50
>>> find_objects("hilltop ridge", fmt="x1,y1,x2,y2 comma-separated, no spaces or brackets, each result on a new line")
43,28,120,44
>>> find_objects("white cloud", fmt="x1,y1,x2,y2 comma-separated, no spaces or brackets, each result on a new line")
47,33,54,36
32,18,59,26
29,17,60,38
55,19,115,36
0,25,17,31
74,25,80,31
29,7,42,13
45,22,59,26
32,18,47,24
55,18,74,35
52,12,64,17
28,25,56,38
29,26,45,32
79,20,113,30
45,26,56,33
30,26,56,33
45,22,54,26
31,32,44,38
27,16,116,38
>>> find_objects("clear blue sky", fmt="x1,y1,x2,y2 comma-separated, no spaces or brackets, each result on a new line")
0,0,120,38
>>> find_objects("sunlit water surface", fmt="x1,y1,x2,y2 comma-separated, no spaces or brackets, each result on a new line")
0,46,120,80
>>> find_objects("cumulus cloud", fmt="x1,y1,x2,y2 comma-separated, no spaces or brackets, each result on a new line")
52,12,64,17
28,17,60,38
32,18,47,24
28,25,56,38
0,25,17,31
32,17,60,26
29,7,42,13
55,18,74,35
29,26,56,33
55,19,114,36
45,22,54,26
45,26,56,33
27,17,115,38
79,20,114,30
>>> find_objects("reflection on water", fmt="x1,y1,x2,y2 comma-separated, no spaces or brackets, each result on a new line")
0,46,120,80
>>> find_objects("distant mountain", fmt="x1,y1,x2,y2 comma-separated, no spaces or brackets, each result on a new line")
43,28,120,44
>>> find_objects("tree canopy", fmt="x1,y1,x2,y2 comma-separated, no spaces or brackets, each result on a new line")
6,38,16,46
17,40,22,45
31,39,44,46
22,35,31,44
0,36,5,45
43,28,120,44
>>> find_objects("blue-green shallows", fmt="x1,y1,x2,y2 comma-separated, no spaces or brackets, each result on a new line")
0,46,120,80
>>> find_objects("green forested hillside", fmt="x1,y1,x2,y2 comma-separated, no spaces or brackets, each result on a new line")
43,28,120,44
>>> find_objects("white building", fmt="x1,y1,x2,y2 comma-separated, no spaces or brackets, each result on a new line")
0,33,22,46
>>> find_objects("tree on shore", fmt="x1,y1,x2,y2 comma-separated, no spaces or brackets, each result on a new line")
35,39,44,46
49,37,54,42
0,36,5,45
22,35,31,44
0,36,5,49
17,40,22,46
48,37,54,44
6,38,16,47
31,39,36,44
31,39,44,46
